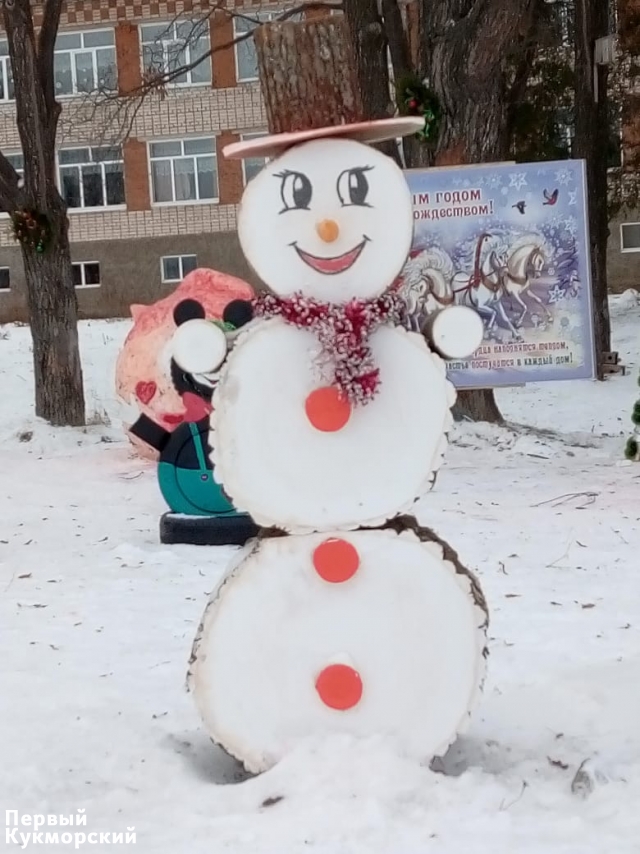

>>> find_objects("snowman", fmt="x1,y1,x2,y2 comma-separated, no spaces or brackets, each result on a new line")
185,25,488,773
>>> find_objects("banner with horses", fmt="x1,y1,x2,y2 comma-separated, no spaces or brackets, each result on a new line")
398,160,596,388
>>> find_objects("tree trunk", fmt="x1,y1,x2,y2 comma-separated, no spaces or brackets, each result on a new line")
3,0,85,426
254,18,362,133
573,0,612,377
21,200,85,426
342,0,398,161
408,0,538,423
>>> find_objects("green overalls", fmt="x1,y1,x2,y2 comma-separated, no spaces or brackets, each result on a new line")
158,422,237,517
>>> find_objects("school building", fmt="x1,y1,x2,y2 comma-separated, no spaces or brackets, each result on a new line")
0,0,638,322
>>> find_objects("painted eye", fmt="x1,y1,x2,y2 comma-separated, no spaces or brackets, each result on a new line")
337,167,372,207
279,171,312,211
171,319,228,375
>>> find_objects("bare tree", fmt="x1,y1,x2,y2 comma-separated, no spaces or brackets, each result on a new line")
2,0,85,426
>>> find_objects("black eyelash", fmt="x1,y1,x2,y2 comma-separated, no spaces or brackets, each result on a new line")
273,170,294,179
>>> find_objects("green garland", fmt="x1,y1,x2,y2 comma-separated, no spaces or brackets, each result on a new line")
396,74,441,143
11,209,52,254
624,371,640,461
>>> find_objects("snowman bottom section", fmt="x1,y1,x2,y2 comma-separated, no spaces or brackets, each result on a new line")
188,524,487,774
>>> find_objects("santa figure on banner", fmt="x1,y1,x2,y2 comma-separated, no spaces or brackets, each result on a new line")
177,17,489,773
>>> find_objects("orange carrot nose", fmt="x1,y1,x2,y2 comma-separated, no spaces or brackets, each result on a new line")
316,219,340,243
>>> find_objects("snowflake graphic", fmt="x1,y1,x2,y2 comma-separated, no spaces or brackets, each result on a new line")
453,178,463,187
548,284,567,304
554,168,575,186
563,217,578,236
568,190,578,206
501,186,509,196
488,175,503,189
509,172,527,191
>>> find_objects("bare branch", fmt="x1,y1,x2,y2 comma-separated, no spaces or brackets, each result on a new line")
113,2,339,98
65,0,341,143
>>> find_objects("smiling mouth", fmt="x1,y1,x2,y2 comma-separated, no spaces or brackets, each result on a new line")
293,238,369,275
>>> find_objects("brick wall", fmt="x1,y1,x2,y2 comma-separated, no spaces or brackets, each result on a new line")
217,131,244,204
123,138,151,210
115,21,142,94
27,0,290,29
211,11,237,89
0,204,238,248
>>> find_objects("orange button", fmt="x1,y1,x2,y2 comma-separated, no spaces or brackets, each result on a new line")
305,386,351,432
313,538,359,583
316,664,363,710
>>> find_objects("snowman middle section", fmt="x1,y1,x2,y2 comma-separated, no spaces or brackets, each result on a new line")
209,315,455,532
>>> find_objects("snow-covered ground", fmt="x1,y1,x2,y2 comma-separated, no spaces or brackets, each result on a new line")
1,293,639,853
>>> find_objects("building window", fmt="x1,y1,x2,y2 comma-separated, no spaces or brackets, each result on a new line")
241,133,268,185
54,30,117,96
161,255,198,283
141,21,211,86
149,138,218,204
58,146,125,209
0,40,14,102
621,223,640,254
0,267,10,291
234,12,301,82
72,261,101,288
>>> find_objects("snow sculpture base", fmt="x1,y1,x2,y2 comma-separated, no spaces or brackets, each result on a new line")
211,319,455,533
188,518,487,773
159,512,260,547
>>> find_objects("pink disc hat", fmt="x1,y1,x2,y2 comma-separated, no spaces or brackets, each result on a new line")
224,117,426,161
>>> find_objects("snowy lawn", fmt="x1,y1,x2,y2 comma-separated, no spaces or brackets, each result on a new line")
1,293,640,853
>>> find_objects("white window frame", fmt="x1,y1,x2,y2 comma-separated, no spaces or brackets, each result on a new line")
0,266,10,292
57,145,125,212
148,137,219,206
240,132,269,185
0,40,14,102
160,254,198,283
620,223,640,254
72,261,101,289
140,20,211,88
54,28,117,97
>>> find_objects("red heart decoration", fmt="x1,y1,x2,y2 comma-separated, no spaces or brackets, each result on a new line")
135,380,157,405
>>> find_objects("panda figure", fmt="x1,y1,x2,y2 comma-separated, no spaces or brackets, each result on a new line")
129,296,259,546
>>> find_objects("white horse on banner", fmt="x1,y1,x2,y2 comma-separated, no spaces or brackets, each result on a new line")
398,247,456,331
501,241,551,326
451,233,521,340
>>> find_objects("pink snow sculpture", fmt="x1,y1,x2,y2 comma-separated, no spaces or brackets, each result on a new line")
115,268,254,459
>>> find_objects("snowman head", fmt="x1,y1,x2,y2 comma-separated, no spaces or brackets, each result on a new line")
237,138,414,304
